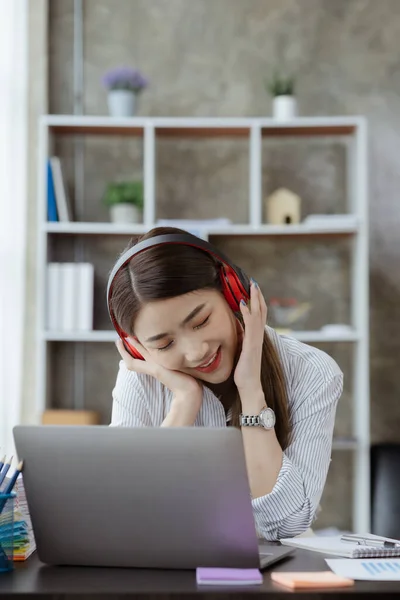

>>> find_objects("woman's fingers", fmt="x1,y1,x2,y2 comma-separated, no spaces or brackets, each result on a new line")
257,283,268,322
239,296,250,323
261,297,268,322
116,337,202,398
239,280,267,330
115,338,150,374
115,338,131,361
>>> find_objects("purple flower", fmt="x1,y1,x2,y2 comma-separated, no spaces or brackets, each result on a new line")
101,67,149,93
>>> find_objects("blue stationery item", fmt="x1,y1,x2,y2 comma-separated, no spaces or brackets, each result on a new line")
0,456,5,472
0,462,23,512
47,160,58,222
0,493,15,572
0,459,12,489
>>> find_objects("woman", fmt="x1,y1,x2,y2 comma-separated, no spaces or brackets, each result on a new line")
109,227,343,540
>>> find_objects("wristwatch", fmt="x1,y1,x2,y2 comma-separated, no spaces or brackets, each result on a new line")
240,406,276,430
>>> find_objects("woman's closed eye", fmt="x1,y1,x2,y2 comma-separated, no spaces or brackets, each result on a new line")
193,315,210,330
156,315,211,351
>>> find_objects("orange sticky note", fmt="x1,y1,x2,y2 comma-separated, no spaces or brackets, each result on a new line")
271,571,354,590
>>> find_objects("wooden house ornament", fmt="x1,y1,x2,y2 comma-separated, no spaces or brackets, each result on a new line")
265,188,301,225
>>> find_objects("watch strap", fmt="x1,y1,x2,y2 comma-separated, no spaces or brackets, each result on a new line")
240,406,276,429
239,414,261,427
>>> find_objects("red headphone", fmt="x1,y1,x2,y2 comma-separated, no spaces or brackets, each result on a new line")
107,233,251,360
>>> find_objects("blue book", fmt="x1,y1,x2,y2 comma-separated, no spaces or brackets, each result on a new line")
47,160,58,222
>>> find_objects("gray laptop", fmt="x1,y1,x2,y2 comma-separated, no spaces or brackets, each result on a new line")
13,425,294,570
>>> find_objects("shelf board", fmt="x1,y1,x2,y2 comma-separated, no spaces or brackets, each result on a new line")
155,127,250,138
44,222,148,235
209,223,358,236
50,125,144,137
43,222,358,236
42,329,359,343
261,125,355,136
42,115,363,138
43,331,118,342
284,330,359,342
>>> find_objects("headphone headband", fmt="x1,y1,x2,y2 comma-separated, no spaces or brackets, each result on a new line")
106,232,251,358
106,232,249,304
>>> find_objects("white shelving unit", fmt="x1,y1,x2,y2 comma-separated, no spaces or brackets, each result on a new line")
43,222,359,236
36,115,369,532
41,329,360,344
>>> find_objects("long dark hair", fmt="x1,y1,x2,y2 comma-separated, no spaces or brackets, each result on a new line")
109,227,291,449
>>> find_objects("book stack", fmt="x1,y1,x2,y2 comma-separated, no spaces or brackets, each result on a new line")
11,476,36,561
0,476,36,561
47,262,94,331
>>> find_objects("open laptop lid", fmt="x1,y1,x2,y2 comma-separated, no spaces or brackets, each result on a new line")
14,425,261,569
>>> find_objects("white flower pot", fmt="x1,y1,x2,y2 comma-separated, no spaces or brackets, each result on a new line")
107,90,136,117
272,95,297,121
110,204,142,224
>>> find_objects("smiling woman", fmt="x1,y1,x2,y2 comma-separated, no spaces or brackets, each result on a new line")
108,227,343,541
134,291,237,381
108,227,290,443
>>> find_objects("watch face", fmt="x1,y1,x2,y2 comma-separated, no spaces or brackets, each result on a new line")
260,408,275,429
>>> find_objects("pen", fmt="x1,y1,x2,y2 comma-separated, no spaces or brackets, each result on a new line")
1,461,23,496
0,461,24,513
0,457,12,488
341,534,400,549
0,455,5,472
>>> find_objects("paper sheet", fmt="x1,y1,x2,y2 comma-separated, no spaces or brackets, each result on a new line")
326,558,400,580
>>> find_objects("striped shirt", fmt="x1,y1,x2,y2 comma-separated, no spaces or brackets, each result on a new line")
110,326,343,540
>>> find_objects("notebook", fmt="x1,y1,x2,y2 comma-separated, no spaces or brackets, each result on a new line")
280,534,400,559
271,571,354,589
196,567,262,585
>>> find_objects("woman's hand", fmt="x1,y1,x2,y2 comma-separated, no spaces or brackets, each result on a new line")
233,279,267,395
115,337,203,400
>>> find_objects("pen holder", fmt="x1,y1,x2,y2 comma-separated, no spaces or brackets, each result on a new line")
0,493,16,572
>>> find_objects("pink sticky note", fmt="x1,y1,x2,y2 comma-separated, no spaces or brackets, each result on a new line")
196,567,263,585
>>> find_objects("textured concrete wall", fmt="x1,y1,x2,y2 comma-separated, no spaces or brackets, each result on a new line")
45,0,400,530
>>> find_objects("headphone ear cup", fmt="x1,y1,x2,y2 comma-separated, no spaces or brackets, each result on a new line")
219,267,238,311
111,306,145,360
122,338,145,360
219,265,249,311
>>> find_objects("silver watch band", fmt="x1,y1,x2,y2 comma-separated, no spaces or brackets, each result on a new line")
240,407,276,429
240,414,261,427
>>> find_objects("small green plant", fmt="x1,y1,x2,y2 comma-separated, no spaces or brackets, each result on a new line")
266,72,295,97
103,181,144,209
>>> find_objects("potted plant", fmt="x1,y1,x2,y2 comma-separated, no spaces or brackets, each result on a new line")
266,72,297,121
103,180,144,224
101,67,148,117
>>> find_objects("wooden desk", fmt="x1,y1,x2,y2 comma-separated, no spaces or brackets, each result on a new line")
0,549,399,599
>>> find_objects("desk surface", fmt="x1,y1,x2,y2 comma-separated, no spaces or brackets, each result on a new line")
1,549,400,599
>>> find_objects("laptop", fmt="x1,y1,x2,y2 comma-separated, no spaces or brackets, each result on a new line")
13,425,294,569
